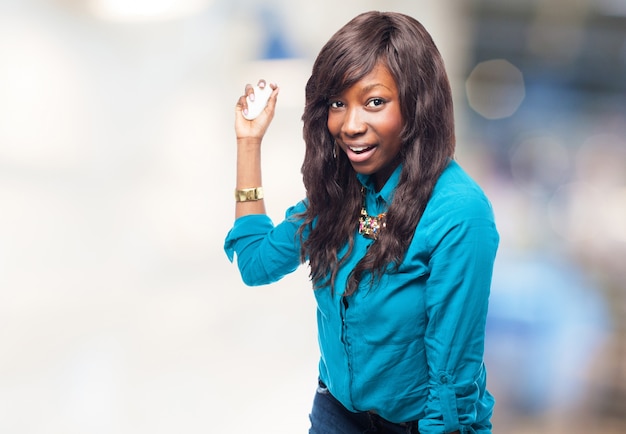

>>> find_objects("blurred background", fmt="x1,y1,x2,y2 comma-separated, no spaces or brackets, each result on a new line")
0,0,624,432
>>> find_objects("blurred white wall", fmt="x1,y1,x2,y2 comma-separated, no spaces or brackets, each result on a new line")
0,1,469,432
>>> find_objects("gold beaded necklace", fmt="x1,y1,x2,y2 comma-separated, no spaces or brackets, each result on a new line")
358,188,387,240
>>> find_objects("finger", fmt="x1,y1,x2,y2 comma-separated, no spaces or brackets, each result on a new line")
244,83,255,102
247,79,268,101
235,94,248,117
264,85,280,114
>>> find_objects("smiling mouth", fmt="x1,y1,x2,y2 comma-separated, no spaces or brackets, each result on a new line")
348,145,375,154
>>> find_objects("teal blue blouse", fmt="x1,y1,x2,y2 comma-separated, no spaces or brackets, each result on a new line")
224,160,498,433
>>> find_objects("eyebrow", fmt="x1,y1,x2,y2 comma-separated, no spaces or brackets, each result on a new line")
360,83,393,94
329,83,393,101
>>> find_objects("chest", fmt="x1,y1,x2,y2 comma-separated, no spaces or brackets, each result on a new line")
316,234,430,345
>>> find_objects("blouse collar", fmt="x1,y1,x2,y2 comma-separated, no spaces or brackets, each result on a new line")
356,164,403,206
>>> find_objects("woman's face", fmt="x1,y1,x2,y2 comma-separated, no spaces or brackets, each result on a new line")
327,63,404,190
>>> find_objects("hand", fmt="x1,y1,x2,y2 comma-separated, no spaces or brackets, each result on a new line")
234,80,279,143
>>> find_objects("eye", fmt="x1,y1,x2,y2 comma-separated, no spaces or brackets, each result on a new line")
329,100,344,109
366,98,385,108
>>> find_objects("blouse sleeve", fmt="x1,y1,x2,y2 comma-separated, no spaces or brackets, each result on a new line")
419,193,499,434
223,201,307,286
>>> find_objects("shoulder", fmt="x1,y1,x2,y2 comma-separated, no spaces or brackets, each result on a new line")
434,160,488,199
285,199,308,220
415,160,498,255
426,160,494,221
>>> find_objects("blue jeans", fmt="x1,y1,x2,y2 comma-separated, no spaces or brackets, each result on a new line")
309,381,420,434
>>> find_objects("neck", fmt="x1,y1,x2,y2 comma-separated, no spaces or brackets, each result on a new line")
373,158,401,191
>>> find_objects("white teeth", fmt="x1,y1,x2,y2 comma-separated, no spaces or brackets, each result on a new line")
349,146,370,152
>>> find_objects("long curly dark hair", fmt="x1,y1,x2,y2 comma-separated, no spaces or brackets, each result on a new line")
299,11,455,296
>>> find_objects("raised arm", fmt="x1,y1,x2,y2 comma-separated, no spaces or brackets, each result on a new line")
233,80,279,219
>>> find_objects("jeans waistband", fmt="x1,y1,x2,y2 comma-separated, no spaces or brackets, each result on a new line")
317,380,420,429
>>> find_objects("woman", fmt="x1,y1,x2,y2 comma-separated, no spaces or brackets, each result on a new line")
225,11,498,434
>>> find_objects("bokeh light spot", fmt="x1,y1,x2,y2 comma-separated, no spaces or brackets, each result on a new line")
548,182,602,242
509,134,570,196
465,59,526,119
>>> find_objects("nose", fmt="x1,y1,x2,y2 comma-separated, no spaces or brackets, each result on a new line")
341,107,366,137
